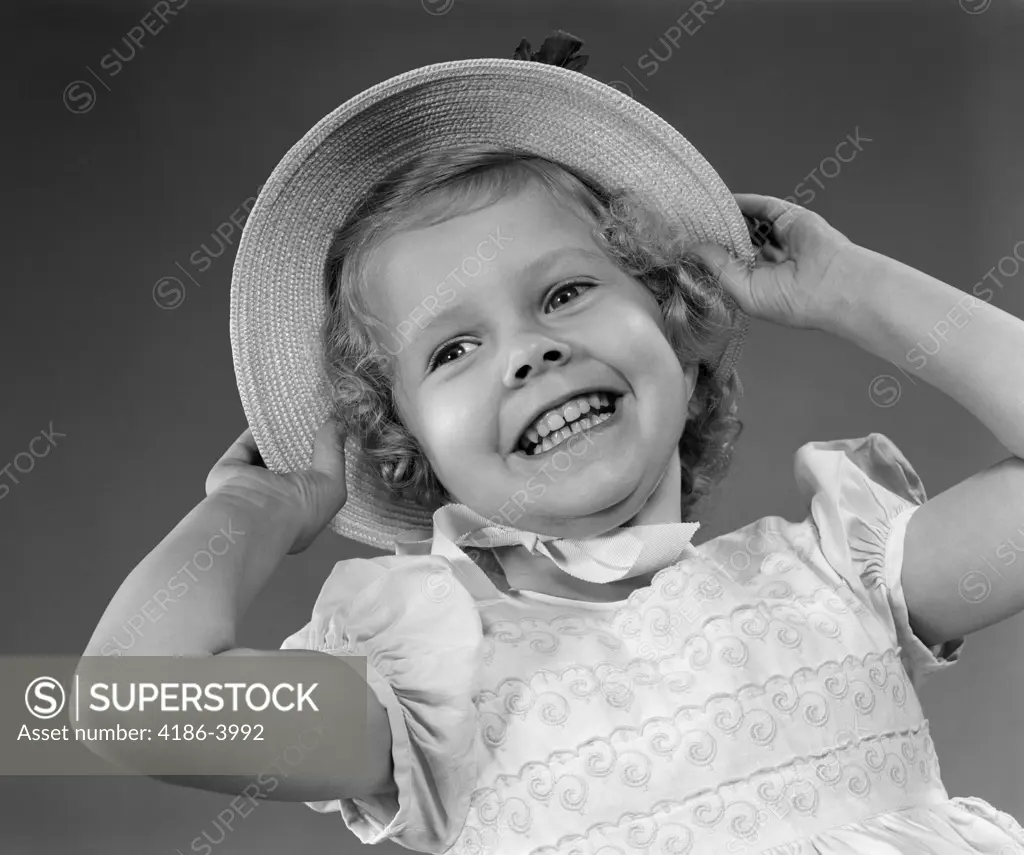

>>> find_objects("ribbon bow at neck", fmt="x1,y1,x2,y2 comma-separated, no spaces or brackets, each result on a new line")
431,504,701,585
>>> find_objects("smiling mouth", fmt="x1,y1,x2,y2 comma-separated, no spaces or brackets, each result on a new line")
516,393,622,457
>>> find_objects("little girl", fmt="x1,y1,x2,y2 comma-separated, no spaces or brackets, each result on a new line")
82,30,1024,855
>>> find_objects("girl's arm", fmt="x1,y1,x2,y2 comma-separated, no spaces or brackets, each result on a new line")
820,244,1024,647
75,426,397,802
81,490,290,659
696,195,1024,649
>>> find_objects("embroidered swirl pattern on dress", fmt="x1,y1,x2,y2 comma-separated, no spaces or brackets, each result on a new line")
475,583,883,737
452,724,942,855
483,556,869,666
476,644,912,741
473,649,916,799
450,532,945,855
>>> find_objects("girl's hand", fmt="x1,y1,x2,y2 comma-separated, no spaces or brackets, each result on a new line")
691,193,859,331
204,420,349,554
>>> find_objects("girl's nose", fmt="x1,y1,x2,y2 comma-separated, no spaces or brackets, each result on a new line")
503,334,572,388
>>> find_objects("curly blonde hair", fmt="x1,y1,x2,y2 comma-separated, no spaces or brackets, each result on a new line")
322,145,744,522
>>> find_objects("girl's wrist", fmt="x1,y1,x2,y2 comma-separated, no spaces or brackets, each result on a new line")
206,486,302,555
811,244,887,338
199,490,302,608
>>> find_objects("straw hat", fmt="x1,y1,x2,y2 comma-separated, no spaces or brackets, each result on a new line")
229,30,756,550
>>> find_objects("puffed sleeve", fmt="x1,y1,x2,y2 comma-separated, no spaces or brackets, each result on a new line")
794,433,965,690
280,554,484,852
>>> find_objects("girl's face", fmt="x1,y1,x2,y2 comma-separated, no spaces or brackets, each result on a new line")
369,184,698,538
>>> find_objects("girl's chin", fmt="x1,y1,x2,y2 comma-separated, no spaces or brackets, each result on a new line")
497,475,638,522
501,500,643,538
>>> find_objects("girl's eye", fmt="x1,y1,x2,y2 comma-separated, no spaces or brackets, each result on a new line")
429,339,478,371
545,281,593,312
426,282,592,371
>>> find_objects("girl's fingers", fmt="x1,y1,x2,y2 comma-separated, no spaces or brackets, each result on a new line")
213,428,264,470
734,193,799,225
310,419,347,484
689,243,753,309
690,243,737,275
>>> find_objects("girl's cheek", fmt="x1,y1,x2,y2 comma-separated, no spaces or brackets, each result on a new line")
601,302,667,351
420,395,479,449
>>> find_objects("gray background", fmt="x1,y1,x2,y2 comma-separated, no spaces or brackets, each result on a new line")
2,0,1023,851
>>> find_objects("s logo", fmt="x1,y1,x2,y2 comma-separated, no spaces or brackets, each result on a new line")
25,676,66,719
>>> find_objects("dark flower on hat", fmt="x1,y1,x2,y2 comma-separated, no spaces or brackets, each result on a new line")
513,29,589,72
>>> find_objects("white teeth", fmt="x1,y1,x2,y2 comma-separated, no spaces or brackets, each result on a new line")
536,394,607,433
528,409,615,455
521,392,620,454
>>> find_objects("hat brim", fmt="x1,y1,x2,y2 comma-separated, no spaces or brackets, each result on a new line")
230,58,754,550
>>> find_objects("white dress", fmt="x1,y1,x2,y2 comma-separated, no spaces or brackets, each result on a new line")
281,434,1024,854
